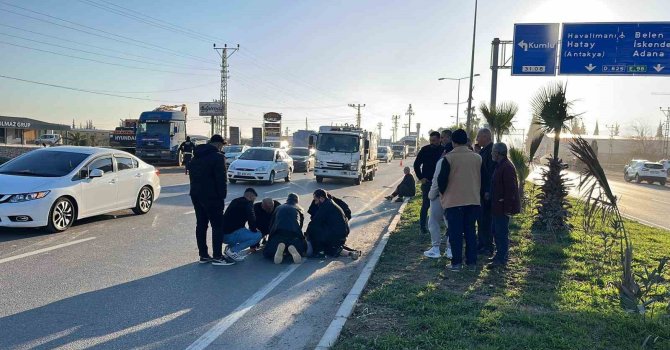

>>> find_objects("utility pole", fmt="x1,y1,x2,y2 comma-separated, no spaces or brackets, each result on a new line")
391,114,399,142
305,117,308,130
377,122,383,139
348,103,365,128
403,123,410,137
490,38,500,110
405,104,415,135
466,0,478,132
214,43,239,139
606,124,617,163
661,107,670,158
285,127,290,137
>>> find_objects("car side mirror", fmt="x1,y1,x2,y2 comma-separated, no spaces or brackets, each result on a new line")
89,169,104,178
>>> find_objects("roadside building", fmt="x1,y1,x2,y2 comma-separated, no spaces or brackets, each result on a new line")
0,115,71,145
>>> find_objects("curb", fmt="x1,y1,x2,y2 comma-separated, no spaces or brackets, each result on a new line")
315,199,410,349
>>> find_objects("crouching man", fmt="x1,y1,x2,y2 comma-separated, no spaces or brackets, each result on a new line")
264,193,307,264
306,189,360,260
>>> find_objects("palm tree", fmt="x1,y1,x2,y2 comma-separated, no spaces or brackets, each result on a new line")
65,132,87,146
479,101,518,143
509,147,529,208
529,82,580,233
530,82,579,161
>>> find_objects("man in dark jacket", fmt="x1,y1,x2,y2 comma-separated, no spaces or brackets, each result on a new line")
179,136,196,174
488,143,520,269
413,131,444,233
188,134,233,265
253,197,281,236
264,193,307,264
476,128,496,256
306,189,359,259
307,191,352,220
222,188,262,262
441,129,454,154
385,166,416,202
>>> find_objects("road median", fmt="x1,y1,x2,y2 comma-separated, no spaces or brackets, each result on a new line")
333,196,670,349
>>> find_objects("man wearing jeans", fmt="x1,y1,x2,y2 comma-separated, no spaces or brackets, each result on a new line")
222,188,262,262
437,129,482,271
413,131,443,234
488,143,520,269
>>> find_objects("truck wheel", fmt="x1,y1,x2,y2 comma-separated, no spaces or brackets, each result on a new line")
316,176,323,183
661,179,666,186
354,176,362,185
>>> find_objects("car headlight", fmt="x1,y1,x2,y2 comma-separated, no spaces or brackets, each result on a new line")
8,191,50,203
350,162,359,169
256,166,267,172
228,165,236,170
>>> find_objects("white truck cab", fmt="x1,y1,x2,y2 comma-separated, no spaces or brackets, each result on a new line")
312,125,379,185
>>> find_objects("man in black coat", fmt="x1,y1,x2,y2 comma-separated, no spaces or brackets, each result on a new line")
179,136,195,175
385,166,416,202
222,188,262,262
413,131,444,233
188,134,233,266
306,189,359,259
264,193,307,264
253,198,281,250
476,128,496,256
307,191,352,220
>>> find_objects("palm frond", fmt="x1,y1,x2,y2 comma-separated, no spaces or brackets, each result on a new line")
509,147,529,181
528,133,545,164
479,101,518,142
530,81,580,135
568,137,617,206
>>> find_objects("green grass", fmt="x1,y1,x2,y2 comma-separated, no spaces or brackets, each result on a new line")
334,195,670,350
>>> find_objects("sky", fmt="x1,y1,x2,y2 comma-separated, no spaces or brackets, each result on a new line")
1,0,669,139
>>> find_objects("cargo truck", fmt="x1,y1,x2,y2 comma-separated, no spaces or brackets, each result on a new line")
312,125,379,185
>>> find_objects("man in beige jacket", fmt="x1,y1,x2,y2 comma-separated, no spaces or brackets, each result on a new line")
437,129,482,271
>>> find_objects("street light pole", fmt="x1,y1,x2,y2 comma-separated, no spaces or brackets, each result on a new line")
439,74,480,127
466,0,478,132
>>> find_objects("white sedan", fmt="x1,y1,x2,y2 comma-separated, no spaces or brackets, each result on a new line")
228,147,293,185
0,146,161,233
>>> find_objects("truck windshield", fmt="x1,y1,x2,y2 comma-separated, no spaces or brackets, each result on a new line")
377,147,387,153
138,122,169,135
392,145,404,150
317,134,359,153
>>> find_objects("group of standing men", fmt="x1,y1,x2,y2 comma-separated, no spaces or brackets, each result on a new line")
414,128,521,271
187,135,359,266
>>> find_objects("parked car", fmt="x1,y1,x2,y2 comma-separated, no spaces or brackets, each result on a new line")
287,147,315,172
659,159,670,176
224,145,250,167
624,159,666,185
377,146,392,163
228,147,293,185
34,134,62,146
0,146,160,233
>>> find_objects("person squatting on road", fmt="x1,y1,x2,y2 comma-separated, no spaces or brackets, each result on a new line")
188,134,234,266
385,166,416,202
476,128,496,256
413,131,444,234
222,187,263,262
306,189,360,260
179,136,195,175
438,129,482,271
307,191,352,221
264,193,307,264
252,197,281,251
488,142,521,270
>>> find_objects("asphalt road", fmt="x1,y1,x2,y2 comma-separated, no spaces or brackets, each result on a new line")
529,166,670,231
0,159,410,350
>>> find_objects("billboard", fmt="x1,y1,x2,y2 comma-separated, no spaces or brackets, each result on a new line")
263,112,282,123
199,102,224,116
252,127,263,146
229,126,240,145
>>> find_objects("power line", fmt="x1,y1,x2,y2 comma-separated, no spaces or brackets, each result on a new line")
0,40,213,76
0,2,216,64
0,32,218,72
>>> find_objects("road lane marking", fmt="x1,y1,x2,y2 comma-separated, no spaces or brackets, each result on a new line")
162,183,190,188
0,237,96,265
185,176,403,350
264,186,291,194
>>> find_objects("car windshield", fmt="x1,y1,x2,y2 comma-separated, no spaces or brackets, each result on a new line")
377,147,387,153
316,134,359,153
644,163,663,169
224,146,244,153
239,148,274,161
287,148,309,156
392,145,404,150
138,122,169,135
0,151,89,177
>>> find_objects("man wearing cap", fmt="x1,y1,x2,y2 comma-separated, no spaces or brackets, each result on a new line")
413,131,444,234
188,134,234,266
264,193,307,264
437,129,482,271
222,187,263,262
179,136,195,175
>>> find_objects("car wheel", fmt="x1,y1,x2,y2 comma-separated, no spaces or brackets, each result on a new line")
316,176,323,183
229,179,237,184
624,173,630,182
285,169,291,182
132,186,153,215
635,174,642,183
47,197,75,233
661,180,667,186
267,171,275,185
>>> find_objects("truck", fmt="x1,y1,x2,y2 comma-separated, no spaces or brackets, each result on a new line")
312,124,379,185
400,135,419,157
391,143,408,159
135,104,188,165
292,129,316,148
109,119,138,153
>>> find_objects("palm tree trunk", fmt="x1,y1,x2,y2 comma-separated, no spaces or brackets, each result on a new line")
553,131,561,161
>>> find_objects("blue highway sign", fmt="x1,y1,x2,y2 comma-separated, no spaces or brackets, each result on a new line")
512,23,560,76
560,22,670,75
